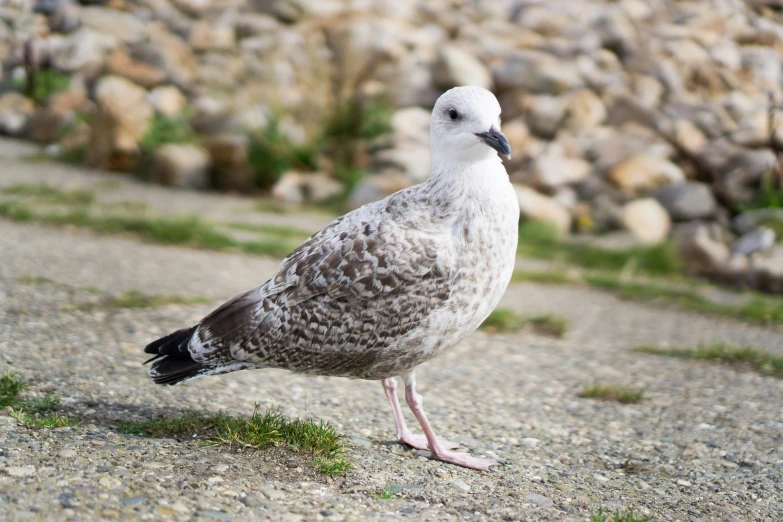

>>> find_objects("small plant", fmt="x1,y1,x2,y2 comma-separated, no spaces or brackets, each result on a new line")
634,344,783,377
9,408,76,429
528,314,568,338
373,486,398,499
96,291,208,310
247,116,320,190
0,371,26,408
590,508,651,522
140,112,196,155
480,309,526,333
119,407,350,475
578,383,645,404
11,69,70,104
2,183,94,205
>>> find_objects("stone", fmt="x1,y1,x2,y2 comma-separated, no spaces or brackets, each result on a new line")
271,171,306,205
4,465,36,477
148,86,186,118
622,198,671,244
152,144,211,189
48,1,81,34
202,135,254,192
47,89,88,117
608,155,685,194
25,109,66,145
673,119,707,154
493,50,583,93
514,185,571,236
532,146,592,189
448,479,470,492
140,22,198,86
525,95,565,138
190,21,236,52
87,75,153,171
562,89,607,133
674,224,736,276
654,182,718,221
0,92,35,136
375,144,430,184
523,493,553,507
270,171,342,205
432,44,492,90
348,171,412,210
79,7,147,44
105,48,167,88
52,28,117,73
191,96,231,135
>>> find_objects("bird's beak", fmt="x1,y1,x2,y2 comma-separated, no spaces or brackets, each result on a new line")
475,127,511,159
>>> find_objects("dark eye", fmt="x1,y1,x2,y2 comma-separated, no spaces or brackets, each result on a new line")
448,108,459,120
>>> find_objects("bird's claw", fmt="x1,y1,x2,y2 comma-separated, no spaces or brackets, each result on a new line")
399,433,461,451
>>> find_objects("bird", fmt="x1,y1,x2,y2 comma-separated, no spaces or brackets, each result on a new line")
143,86,519,471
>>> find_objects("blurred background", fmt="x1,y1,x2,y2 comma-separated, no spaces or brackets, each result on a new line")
4,0,783,302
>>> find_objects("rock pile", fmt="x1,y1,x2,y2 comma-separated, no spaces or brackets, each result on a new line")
3,0,783,290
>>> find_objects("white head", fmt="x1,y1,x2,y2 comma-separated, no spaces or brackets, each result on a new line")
430,86,510,164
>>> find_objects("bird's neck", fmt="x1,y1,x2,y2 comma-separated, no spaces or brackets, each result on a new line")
426,153,510,207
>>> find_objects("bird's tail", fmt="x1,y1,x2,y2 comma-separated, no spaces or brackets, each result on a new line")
143,327,216,386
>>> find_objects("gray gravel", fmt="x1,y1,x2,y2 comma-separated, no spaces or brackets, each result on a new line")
1,146,782,521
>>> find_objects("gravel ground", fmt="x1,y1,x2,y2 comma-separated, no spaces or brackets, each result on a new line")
1,144,782,521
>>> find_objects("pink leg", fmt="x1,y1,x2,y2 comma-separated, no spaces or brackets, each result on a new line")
402,372,498,471
382,377,460,451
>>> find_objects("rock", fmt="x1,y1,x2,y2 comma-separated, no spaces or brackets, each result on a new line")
673,119,707,154
270,171,342,205
563,89,607,133
432,44,492,90
448,479,470,493
514,185,571,236
608,155,685,194
523,493,553,507
48,1,81,34
47,89,88,117
654,182,717,221
375,144,430,184
0,93,35,136
191,96,231,135
621,198,671,244
52,28,117,73
87,75,154,170
525,95,565,139
140,22,198,86
105,48,167,88
190,21,236,52
303,173,342,203
271,171,306,205
25,109,66,145
79,7,147,44
148,86,186,118
731,227,775,256
493,50,583,93
152,144,211,189
4,466,36,477
532,146,592,189
753,257,783,294
675,224,738,277
202,135,254,192
348,171,412,209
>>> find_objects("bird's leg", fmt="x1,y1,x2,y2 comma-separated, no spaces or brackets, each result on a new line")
382,377,460,451
402,372,498,471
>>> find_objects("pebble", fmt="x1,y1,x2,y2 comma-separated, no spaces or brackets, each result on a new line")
4,465,36,477
524,493,553,507
121,496,147,506
448,478,470,492
593,474,609,483
195,510,234,521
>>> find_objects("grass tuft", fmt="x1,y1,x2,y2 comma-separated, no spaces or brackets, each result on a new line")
373,486,398,499
481,309,568,338
1,372,76,427
140,112,196,155
90,291,209,310
590,508,651,522
578,383,645,404
1,183,94,205
634,344,783,377
118,407,350,475
0,371,27,408
518,220,681,276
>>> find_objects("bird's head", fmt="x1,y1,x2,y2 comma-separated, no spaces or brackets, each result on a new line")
430,86,510,164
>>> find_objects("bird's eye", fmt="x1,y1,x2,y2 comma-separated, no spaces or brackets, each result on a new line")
448,108,459,120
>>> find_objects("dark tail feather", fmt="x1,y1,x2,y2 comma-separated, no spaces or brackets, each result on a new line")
144,326,212,386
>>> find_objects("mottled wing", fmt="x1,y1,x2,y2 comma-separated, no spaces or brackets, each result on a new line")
190,212,452,377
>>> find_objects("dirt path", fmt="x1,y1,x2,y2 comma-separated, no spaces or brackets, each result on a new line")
0,141,781,521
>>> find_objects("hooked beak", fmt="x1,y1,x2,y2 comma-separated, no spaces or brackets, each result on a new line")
475,127,511,159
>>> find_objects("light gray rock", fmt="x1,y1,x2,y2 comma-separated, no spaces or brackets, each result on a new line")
514,184,571,236
622,198,671,244
0,93,35,137
52,28,117,72
79,7,148,44
152,144,211,190
493,50,583,93
432,44,492,90
654,182,718,221
348,171,412,210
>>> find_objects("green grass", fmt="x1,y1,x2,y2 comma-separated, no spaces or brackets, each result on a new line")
0,372,27,408
247,116,321,190
634,344,783,377
118,407,350,475
0,372,77,428
140,112,196,155
100,291,209,309
590,509,651,522
511,269,579,285
480,309,526,333
578,383,645,404
517,220,680,276
1,183,94,205
16,274,55,285
480,309,568,338
11,69,70,103
225,222,312,239
373,486,398,499
0,200,299,258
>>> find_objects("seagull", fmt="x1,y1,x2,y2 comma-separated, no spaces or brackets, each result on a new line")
143,86,518,470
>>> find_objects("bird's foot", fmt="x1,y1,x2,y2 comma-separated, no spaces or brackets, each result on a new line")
430,450,498,471
399,433,461,451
